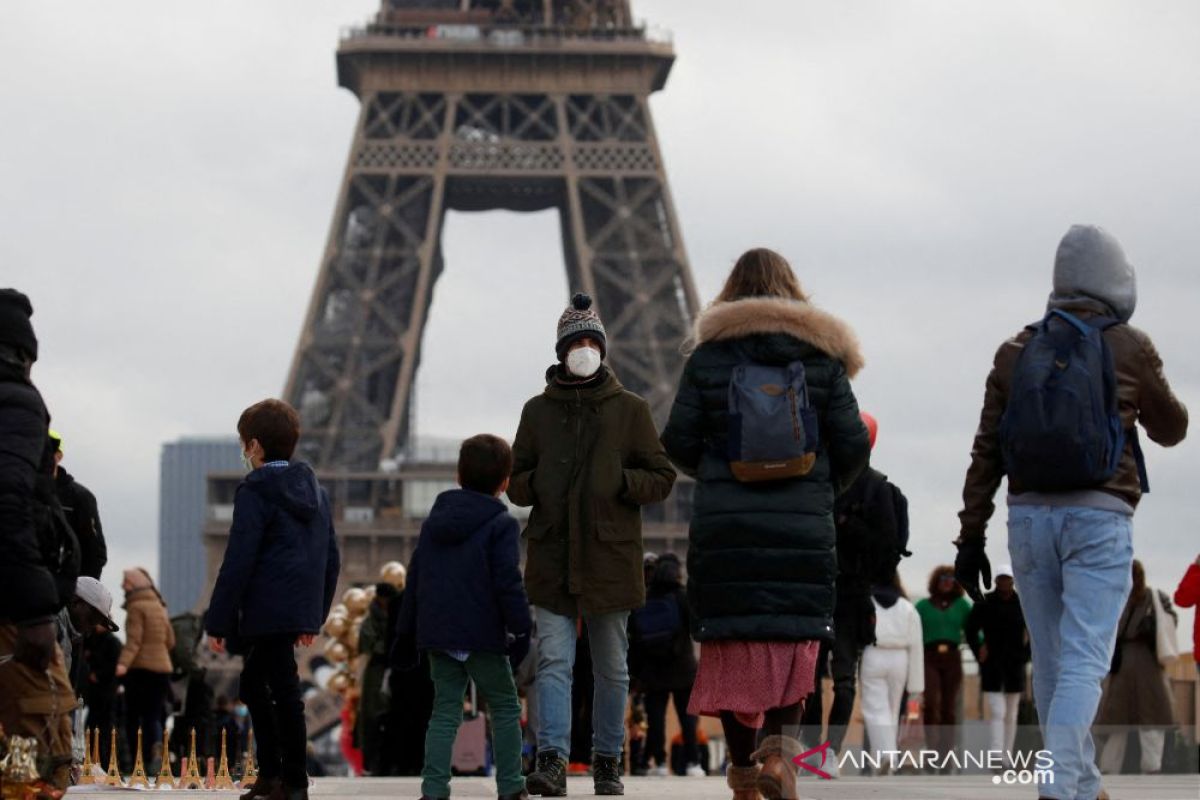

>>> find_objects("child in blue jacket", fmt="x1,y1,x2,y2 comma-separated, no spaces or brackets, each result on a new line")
396,434,532,800
205,399,340,800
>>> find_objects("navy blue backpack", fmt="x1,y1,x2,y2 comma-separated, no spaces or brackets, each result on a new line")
999,309,1147,492
727,359,820,482
632,593,683,654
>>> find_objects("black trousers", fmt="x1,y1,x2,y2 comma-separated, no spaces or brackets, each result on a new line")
643,686,698,770
239,635,307,788
801,625,863,752
123,669,169,759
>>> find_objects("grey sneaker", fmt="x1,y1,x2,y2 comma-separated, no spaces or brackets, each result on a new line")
526,751,568,797
591,755,624,796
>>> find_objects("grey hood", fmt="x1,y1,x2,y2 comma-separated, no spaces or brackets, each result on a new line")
1047,224,1137,322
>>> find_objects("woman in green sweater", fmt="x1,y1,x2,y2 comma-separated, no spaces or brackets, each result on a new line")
915,565,972,767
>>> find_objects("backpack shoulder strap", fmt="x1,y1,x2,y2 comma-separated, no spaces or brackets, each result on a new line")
1130,426,1150,493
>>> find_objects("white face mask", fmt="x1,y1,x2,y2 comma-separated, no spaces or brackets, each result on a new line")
241,449,254,472
566,346,602,378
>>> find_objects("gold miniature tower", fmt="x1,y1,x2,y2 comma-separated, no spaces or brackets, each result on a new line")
242,727,258,783
105,728,123,786
128,727,152,788
93,727,101,772
214,729,237,790
79,727,95,784
179,728,204,790
156,728,176,789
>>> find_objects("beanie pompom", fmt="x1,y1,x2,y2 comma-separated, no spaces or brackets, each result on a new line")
571,293,593,311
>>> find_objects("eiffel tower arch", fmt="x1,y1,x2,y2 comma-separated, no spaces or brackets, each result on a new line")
283,0,700,472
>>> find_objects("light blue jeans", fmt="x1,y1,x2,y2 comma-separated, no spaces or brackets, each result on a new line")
1007,505,1133,800
534,606,630,759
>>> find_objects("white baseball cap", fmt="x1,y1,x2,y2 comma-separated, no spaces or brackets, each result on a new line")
74,577,120,632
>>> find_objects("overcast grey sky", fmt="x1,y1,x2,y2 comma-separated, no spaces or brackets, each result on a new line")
2,1,1197,640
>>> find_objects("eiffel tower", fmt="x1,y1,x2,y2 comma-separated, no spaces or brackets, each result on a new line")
284,0,699,471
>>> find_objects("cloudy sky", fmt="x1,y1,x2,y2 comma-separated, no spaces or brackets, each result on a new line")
2,1,1197,642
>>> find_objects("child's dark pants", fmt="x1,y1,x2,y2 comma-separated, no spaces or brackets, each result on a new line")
240,634,308,788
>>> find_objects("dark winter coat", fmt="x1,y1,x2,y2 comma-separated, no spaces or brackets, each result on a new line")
1096,588,1177,726
398,489,532,654
205,462,340,642
628,585,697,692
964,589,1030,693
0,360,62,624
662,297,870,642
508,367,676,617
832,466,901,646
55,468,106,580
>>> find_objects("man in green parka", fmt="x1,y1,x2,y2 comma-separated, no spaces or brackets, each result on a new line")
508,293,676,797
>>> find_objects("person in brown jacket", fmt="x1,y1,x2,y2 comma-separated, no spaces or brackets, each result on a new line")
955,225,1188,800
117,567,175,766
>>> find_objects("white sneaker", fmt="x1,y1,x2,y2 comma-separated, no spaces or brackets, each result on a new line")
685,763,706,777
796,747,839,779
824,748,840,779
649,765,669,777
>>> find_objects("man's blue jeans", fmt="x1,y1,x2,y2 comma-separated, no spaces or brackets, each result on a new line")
1007,505,1133,800
534,606,630,759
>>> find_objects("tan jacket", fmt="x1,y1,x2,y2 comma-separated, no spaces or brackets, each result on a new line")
960,309,1188,541
118,589,176,673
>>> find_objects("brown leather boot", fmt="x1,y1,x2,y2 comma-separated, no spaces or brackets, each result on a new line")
726,765,762,800
751,735,804,800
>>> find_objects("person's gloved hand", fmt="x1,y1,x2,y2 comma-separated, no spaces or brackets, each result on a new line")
508,632,531,673
954,536,992,602
14,618,58,672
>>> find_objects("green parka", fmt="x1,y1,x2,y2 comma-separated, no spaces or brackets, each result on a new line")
508,366,676,617
662,297,871,642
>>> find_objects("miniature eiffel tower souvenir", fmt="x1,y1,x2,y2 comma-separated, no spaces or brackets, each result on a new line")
128,727,152,788
213,729,237,790
155,728,176,789
241,728,258,782
105,728,124,786
79,727,95,784
179,728,204,790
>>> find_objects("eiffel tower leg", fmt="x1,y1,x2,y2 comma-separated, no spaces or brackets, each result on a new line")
286,93,453,470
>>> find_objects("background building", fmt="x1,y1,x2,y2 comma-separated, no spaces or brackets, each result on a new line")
159,436,241,614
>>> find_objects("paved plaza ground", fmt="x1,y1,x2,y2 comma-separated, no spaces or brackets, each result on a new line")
65,774,1200,799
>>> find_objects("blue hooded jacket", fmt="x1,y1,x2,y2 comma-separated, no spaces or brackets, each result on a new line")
205,462,340,641
398,488,531,655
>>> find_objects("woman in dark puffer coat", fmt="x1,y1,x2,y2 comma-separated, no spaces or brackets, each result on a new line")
662,248,870,800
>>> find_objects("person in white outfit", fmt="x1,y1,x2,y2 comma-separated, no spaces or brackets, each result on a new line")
859,573,923,773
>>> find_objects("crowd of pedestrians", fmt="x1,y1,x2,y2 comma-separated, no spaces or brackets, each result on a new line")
2,222,1195,800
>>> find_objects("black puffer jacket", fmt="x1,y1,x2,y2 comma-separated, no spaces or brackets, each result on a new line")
56,468,106,580
0,359,61,624
662,297,870,642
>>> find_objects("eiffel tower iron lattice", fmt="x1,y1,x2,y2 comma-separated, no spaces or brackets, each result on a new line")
284,0,699,472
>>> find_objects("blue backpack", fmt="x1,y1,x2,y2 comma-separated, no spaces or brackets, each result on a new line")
632,594,683,654
727,359,819,482
999,309,1147,492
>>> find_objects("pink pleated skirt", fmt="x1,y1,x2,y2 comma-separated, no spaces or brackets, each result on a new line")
688,639,821,729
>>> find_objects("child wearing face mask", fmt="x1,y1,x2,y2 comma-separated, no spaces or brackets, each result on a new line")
508,293,676,797
204,399,341,800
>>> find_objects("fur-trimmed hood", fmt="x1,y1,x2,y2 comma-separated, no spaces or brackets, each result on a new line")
691,297,864,378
